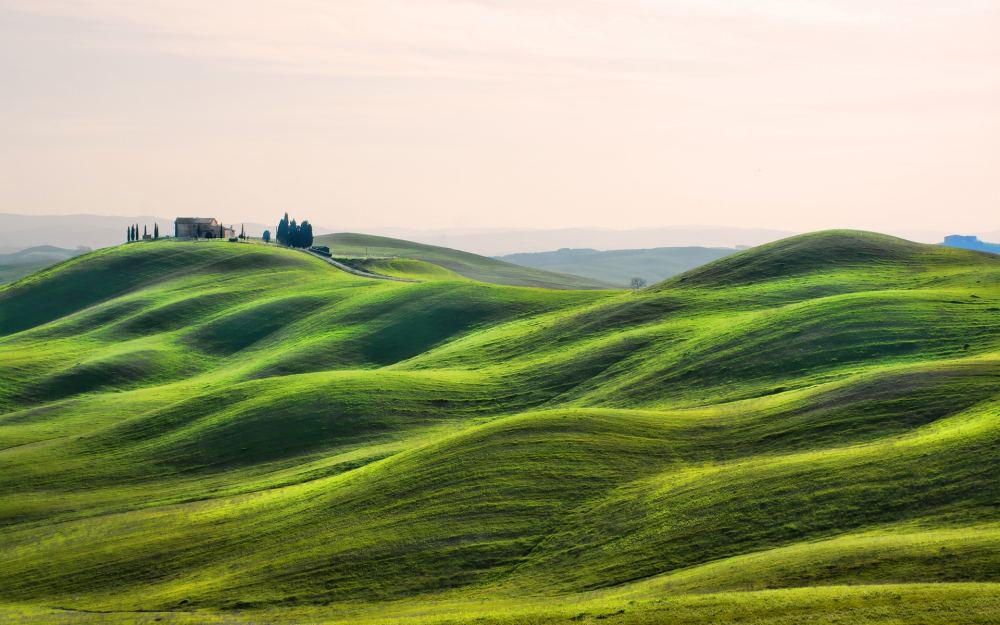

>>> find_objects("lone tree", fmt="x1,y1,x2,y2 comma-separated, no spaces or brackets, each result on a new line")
262,229,271,244
154,223,159,239
630,277,647,290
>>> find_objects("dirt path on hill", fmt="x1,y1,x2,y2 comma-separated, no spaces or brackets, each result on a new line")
303,249,418,282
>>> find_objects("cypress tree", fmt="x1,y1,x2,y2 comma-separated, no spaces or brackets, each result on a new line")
274,214,315,247
276,214,289,245
154,223,159,239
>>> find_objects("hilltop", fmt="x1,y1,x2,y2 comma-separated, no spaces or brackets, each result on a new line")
2,231,1000,624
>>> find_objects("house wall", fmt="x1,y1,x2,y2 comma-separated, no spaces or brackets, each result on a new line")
175,223,202,238
175,221,231,238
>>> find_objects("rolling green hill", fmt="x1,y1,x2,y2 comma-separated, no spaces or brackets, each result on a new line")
2,231,1000,624
314,232,617,289
497,246,738,286
0,260,57,286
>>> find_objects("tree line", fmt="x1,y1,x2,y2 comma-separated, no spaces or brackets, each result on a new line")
127,223,158,242
269,213,314,248
123,216,313,247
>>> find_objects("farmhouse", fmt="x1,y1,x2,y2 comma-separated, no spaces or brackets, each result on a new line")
174,217,235,239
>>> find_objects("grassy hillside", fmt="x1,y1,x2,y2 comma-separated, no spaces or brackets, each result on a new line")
314,232,616,289
2,231,1000,623
498,246,737,286
0,245,82,266
0,261,58,286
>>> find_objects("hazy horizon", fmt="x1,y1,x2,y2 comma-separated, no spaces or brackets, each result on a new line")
4,211,1000,256
2,1,997,234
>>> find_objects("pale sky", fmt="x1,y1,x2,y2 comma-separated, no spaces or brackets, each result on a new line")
1,0,997,232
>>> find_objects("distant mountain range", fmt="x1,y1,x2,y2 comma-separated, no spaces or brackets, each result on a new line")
356,226,793,256
0,217,793,254
2,214,998,258
0,214,176,251
498,246,739,287
0,245,85,266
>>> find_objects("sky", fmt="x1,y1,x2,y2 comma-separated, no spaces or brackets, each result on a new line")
1,0,997,233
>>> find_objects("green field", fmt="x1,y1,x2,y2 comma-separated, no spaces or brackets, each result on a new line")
2,231,1000,624
0,261,58,286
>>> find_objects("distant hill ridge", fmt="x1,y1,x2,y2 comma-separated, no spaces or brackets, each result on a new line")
0,245,86,285
497,246,738,286
0,245,83,265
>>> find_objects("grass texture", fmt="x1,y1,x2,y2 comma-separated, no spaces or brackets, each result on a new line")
0,261,60,286
2,230,1000,623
